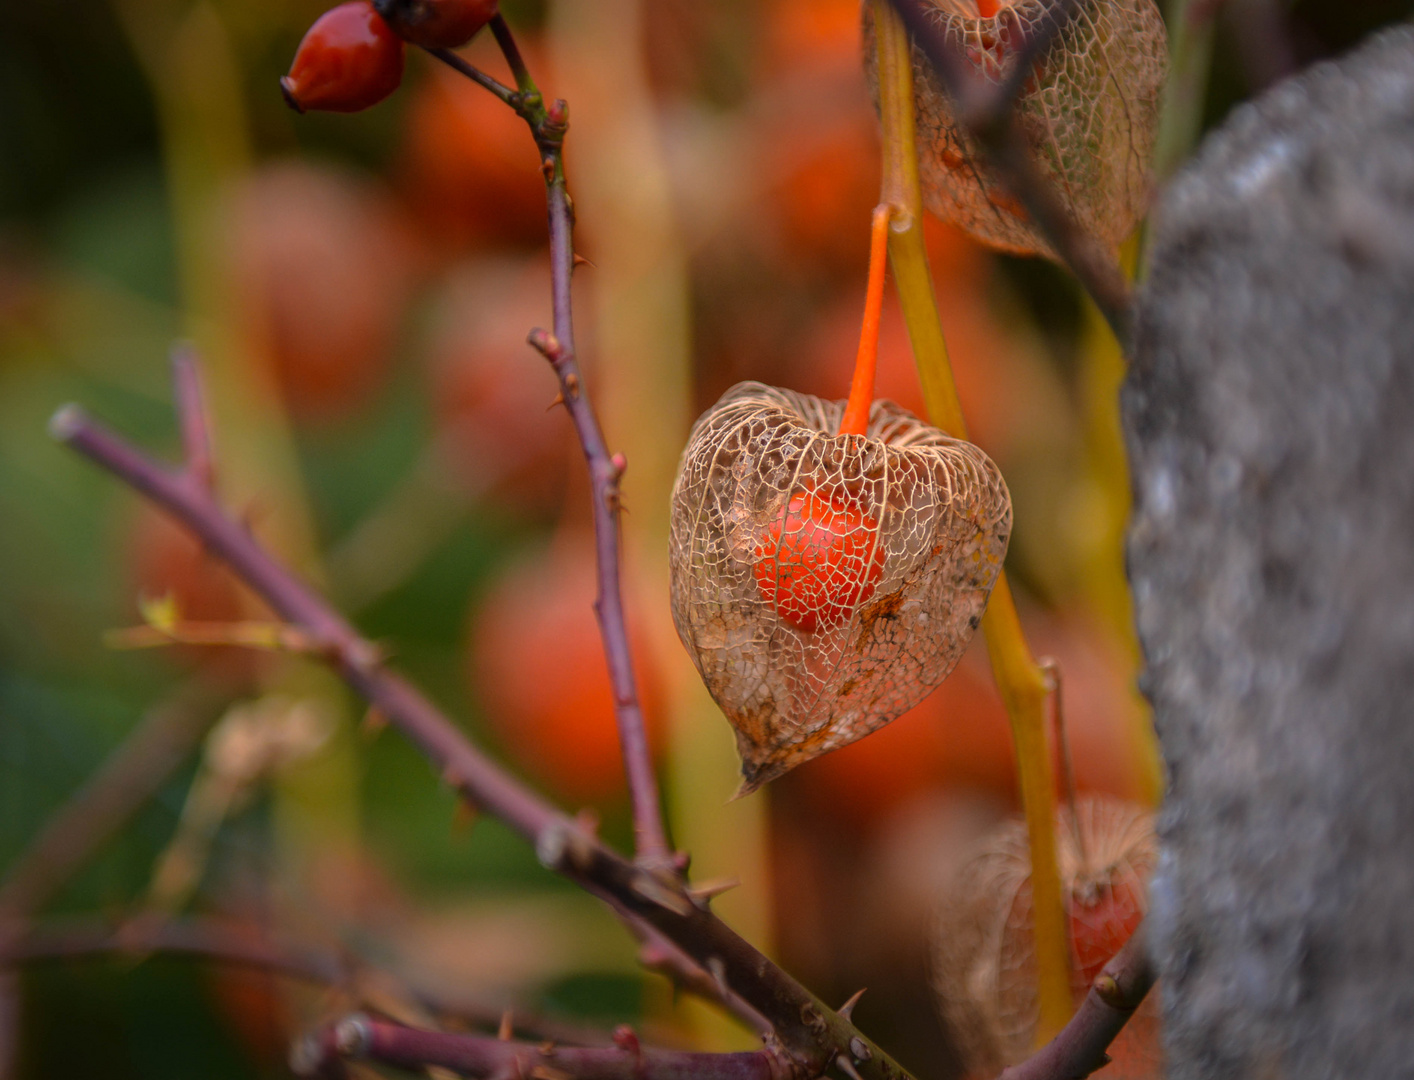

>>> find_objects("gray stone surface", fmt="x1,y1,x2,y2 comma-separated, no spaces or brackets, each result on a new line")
1123,26,1414,1080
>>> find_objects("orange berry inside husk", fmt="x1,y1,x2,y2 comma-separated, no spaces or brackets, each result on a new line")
1069,871,1147,987
752,488,884,633
281,1,405,115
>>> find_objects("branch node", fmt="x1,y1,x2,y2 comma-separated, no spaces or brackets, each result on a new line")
48,403,86,443
527,328,564,362
334,1013,373,1058
535,819,593,872
848,1038,872,1063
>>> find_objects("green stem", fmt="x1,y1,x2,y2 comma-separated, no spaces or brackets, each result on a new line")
871,0,1072,1042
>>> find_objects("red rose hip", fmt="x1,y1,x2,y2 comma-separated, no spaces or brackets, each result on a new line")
374,0,499,50
281,1,405,115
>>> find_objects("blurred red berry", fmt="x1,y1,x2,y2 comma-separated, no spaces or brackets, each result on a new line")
224,163,419,425
400,58,548,252
469,542,665,805
375,0,499,50
281,1,405,115
428,257,571,515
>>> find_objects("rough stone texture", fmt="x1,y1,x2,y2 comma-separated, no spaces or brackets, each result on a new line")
1123,26,1414,1080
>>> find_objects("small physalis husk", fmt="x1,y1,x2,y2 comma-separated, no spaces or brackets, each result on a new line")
933,796,1161,1078
669,382,1011,794
863,0,1168,258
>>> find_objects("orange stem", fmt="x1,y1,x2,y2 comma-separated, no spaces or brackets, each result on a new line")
839,204,893,437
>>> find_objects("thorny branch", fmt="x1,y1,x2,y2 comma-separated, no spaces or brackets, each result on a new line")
999,922,1157,1080
293,1014,785,1080
433,15,670,871
885,0,1134,342
50,322,905,1080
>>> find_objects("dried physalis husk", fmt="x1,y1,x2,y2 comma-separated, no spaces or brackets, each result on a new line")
863,0,1167,258
669,382,1011,794
933,796,1162,1079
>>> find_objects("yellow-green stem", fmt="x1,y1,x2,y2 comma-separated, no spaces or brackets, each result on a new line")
871,0,1071,1042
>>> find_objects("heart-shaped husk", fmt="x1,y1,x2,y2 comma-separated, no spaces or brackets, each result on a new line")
669,382,1011,794
932,796,1161,1077
863,0,1168,258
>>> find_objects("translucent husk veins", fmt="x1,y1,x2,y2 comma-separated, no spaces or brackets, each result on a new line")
670,383,1011,793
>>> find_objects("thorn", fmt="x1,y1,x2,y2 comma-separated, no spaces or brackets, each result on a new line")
572,253,594,270
838,988,866,1022
835,1055,863,1080
629,871,693,915
499,1010,514,1041
1093,973,1124,1008
687,877,740,908
546,393,566,412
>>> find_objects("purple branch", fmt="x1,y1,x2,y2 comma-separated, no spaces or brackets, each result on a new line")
4,916,628,1048
296,1014,786,1080
885,0,1133,342
429,20,672,870
999,922,1157,1080
50,367,911,1080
